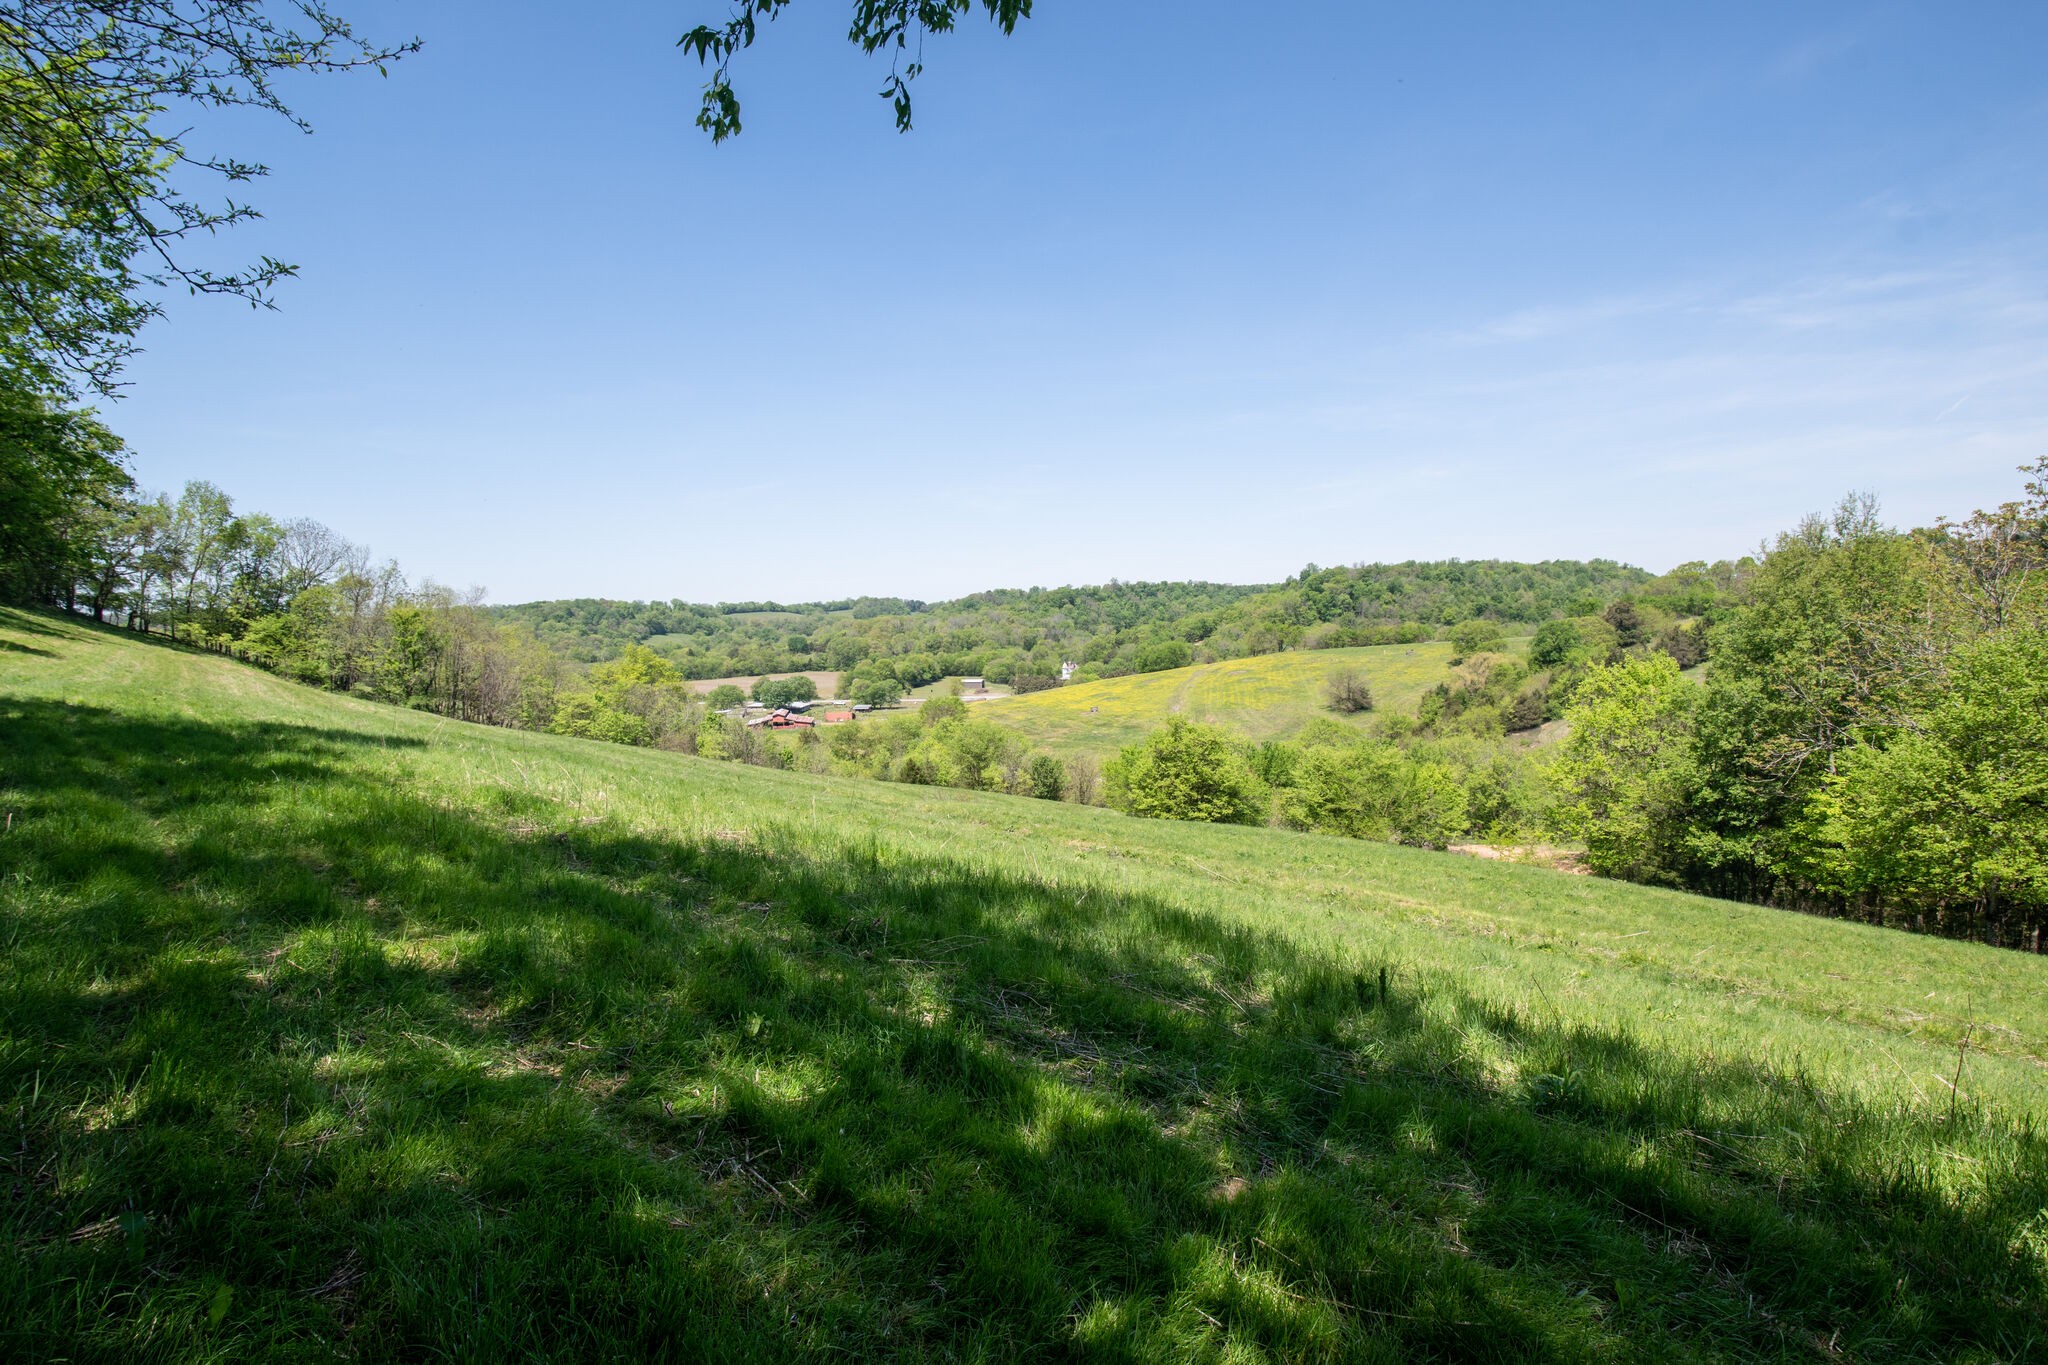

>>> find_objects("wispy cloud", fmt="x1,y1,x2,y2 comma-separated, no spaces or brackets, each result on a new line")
1767,24,1869,83
1443,290,1689,345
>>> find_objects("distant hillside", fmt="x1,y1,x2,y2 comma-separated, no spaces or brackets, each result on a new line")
982,638,1530,760
488,559,1659,679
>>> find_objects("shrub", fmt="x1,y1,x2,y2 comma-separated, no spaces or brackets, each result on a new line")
1104,717,1266,825
1394,763,1470,849
549,694,652,746
1250,739,1299,788
920,695,967,726
944,720,1014,790
1277,742,1404,839
1011,674,1059,694
1064,754,1100,805
1504,688,1548,732
1325,666,1374,713
1550,654,1697,883
1603,598,1645,649
1447,619,1505,662
1655,623,1705,669
1026,753,1065,801
1528,620,1582,669
1133,640,1194,673
1274,740,1470,848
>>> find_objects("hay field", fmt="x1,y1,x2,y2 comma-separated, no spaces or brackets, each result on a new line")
983,639,1529,759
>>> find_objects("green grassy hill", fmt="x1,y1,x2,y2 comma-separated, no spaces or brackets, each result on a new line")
2,608,2043,1361
982,639,1530,760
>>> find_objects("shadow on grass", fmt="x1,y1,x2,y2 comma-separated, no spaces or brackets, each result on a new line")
0,607,71,639
1,699,2043,1362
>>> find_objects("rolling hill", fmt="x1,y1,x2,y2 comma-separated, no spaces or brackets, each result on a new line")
2,608,2042,1361
982,638,1532,760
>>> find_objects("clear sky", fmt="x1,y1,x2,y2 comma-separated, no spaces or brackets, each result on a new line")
107,1,2048,605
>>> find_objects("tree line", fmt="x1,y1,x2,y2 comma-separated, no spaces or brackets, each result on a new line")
2,454,568,730
1550,469,2048,951
488,557,1676,688
1091,470,2048,954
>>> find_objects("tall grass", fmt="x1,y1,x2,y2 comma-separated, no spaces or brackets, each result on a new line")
2,610,2042,1361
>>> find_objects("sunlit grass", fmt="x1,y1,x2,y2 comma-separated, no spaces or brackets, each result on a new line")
1,609,2042,1362
983,639,1531,759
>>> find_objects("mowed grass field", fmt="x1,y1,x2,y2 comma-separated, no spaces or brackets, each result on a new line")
2,609,2045,1362
984,639,1530,759
683,670,842,698
905,675,1015,702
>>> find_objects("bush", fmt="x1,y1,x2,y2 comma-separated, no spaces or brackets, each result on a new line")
920,695,967,726
1550,654,1697,883
1447,619,1505,662
1603,598,1645,649
1395,762,1470,849
1504,688,1548,732
1528,620,1582,669
1133,640,1194,673
1277,742,1404,839
1064,754,1101,805
1026,753,1065,800
1104,717,1267,825
944,720,1014,790
549,694,652,746
1011,674,1059,694
1275,739,1469,849
1325,666,1374,713
1655,623,1705,669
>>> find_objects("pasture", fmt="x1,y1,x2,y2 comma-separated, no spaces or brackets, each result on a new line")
983,639,1532,759
684,670,842,698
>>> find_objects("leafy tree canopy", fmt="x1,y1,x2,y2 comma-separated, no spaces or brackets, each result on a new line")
1,1,414,394
752,674,819,707
1104,717,1267,826
682,0,1032,143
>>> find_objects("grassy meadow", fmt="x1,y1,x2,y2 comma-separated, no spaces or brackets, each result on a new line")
682,671,843,698
909,675,1015,700
2,608,2044,1361
984,639,1530,761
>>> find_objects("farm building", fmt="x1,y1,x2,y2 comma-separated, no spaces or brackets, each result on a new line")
961,677,987,692
745,708,816,730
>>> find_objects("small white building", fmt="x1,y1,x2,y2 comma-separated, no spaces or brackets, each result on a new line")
961,676,987,693
1059,660,1078,681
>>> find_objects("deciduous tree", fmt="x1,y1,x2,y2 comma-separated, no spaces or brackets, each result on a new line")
1,1,414,393
681,1,1032,143
1104,717,1266,826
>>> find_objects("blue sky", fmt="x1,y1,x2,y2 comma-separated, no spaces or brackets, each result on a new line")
110,1,2048,604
